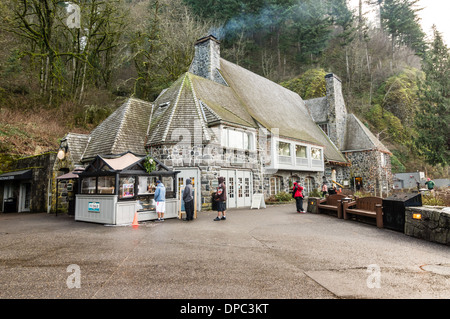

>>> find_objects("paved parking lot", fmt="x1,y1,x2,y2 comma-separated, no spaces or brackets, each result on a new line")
1,204,449,300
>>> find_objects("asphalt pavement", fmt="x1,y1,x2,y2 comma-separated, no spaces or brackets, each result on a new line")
0,203,449,300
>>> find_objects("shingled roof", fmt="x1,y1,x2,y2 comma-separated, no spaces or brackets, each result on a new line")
344,114,392,154
144,57,348,164
61,133,89,165
218,59,347,164
82,98,152,161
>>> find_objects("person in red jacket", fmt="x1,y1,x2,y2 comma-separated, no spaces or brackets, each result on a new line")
293,182,305,213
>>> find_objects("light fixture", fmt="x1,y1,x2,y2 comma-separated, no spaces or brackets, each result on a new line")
413,213,422,220
57,145,68,160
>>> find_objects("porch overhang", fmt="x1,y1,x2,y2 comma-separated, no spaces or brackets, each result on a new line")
0,169,32,181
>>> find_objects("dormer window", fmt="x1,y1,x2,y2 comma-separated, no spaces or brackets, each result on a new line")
221,128,254,151
318,123,329,136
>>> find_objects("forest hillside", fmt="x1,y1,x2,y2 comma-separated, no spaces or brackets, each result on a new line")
0,0,448,177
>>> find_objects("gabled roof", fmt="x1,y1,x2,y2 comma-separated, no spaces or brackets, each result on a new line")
80,151,175,177
62,133,89,164
82,98,152,161
145,58,348,164
218,59,348,164
344,114,392,154
146,74,215,146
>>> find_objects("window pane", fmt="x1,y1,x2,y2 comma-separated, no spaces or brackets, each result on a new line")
228,177,234,198
138,176,157,195
97,176,115,194
243,133,249,150
311,148,322,160
296,145,307,158
119,176,135,199
81,177,96,194
228,130,244,149
278,142,291,156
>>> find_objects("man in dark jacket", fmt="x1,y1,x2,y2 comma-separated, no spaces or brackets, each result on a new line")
183,178,194,221
214,176,227,221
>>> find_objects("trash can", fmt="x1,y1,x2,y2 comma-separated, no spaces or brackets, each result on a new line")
3,198,17,213
307,197,321,214
383,193,422,232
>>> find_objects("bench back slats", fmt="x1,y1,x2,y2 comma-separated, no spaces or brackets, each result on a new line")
356,197,382,211
326,194,346,207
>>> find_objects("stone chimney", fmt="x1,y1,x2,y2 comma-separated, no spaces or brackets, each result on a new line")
325,73,347,150
189,35,225,85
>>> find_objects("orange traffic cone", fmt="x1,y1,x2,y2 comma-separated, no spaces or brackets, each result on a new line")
132,212,139,228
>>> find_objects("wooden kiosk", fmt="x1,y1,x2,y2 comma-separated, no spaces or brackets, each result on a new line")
75,152,179,225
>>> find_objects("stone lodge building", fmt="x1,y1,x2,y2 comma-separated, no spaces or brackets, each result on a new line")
53,35,392,211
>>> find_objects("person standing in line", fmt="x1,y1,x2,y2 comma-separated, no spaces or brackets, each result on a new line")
183,178,194,221
214,176,227,221
293,181,305,213
154,180,166,221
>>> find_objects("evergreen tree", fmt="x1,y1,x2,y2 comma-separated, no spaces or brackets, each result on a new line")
380,0,426,56
415,26,450,166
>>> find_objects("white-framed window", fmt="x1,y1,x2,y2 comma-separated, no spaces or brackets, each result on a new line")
222,128,254,151
311,147,322,160
277,142,291,156
295,145,307,158
381,152,387,168
295,145,308,166
311,147,323,168
269,176,281,195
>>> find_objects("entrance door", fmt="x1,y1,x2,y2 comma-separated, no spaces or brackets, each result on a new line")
2,183,14,212
304,177,314,197
220,169,252,209
220,170,236,209
243,172,252,206
236,170,244,207
177,168,201,212
19,182,31,212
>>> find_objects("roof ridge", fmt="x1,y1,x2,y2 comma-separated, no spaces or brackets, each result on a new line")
189,72,256,128
349,114,392,154
162,74,187,142
111,98,132,153
199,100,221,122
187,74,211,141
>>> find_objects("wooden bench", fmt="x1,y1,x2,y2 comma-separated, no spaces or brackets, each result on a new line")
318,194,347,219
343,197,383,228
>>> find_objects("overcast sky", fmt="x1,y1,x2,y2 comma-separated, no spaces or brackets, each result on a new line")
348,0,450,46
416,0,450,45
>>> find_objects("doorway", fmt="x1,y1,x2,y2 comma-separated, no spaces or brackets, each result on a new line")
177,168,201,212
19,182,31,212
220,169,253,208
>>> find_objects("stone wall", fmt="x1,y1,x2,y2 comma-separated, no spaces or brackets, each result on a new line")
13,152,57,213
405,206,450,246
345,150,393,196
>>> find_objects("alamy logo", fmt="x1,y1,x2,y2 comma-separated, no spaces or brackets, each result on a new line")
66,264,81,289
65,3,81,29
366,264,381,289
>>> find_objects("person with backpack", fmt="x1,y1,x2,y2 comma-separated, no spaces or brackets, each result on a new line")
292,181,305,213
